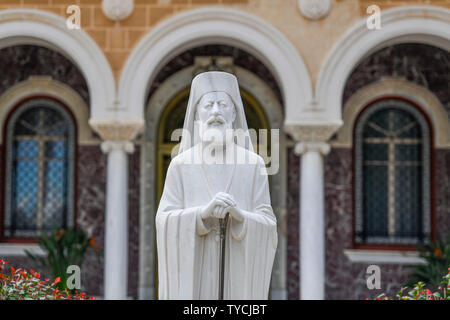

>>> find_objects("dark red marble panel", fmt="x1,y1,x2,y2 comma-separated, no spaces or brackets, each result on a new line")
324,147,449,299
0,45,89,105
75,145,106,297
342,44,450,118
76,145,140,299
436,149,450,239
127,146,140,299
286,147,299,300
324,148,411,299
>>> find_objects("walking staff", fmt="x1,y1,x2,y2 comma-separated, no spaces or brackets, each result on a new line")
218,213,229,300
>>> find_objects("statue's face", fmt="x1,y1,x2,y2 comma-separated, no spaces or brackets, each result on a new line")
196,91,236,128
196,92,236,144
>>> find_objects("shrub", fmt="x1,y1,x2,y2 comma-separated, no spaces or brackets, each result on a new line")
372,267,450,300
25,226,99,291
0,259,95,300
406,235,450,290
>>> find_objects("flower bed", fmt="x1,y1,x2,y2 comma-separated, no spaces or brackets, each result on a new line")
372,267,450,300
0,259,95,300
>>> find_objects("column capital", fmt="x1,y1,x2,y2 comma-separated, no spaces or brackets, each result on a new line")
101,141,135,154
294,141,330,156
284,122,341,143
89,118,144,142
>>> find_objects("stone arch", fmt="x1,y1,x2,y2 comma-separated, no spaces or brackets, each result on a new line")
0,9,115,121
119,6,312,125
316,6,450,125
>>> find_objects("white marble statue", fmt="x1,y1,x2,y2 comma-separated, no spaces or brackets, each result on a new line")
156,71,277,300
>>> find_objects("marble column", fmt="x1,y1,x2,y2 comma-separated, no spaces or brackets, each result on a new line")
89,119,144,300
101,141,135,300
284,123,340,300
295,142,330,300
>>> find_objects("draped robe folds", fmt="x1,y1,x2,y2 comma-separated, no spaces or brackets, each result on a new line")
156,144,278,300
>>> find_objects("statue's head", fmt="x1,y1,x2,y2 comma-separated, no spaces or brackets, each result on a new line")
195,91,236,144
178,71,254,155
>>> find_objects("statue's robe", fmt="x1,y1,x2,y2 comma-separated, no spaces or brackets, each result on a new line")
156,144,278,299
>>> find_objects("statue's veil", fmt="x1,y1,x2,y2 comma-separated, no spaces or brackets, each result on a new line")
178,71,255,155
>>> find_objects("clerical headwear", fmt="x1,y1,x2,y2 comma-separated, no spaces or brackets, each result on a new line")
190,71,240,108
178,71,255,154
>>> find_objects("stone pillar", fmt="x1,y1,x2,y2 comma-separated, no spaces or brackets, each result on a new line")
284,124,340,300
295,142,330,300
89,119,144,300
101,141,134,300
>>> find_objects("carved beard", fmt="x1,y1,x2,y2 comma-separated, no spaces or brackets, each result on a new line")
198,118,234,146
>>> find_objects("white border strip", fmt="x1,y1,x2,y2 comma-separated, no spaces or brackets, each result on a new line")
0,243,46,257
343,249,426,265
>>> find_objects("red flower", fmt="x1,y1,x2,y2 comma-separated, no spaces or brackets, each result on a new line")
10,266,16,274
34,272,40,279
434,249,443,257
53,277,61,285
29,269,35,274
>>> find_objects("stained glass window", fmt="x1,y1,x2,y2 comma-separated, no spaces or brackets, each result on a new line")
354,99,431,245
3,98,75,239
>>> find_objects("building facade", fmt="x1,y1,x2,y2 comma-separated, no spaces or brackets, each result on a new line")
0,0,449,300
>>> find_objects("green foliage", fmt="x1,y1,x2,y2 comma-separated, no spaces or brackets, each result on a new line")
0,259,95,300
406,235,450,290
25,226,99,291
373,268,449,300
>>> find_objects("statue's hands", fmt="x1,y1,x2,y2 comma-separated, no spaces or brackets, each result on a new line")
226,205,244,222
199,192,233,220
201,192,244,222
211,192,235,219
212,193,244,222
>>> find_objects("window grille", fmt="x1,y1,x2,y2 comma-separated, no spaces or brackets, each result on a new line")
354,99,431,245
3,98,75,239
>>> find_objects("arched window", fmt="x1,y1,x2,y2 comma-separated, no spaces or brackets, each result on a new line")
2,98,75,240
354,99,431,246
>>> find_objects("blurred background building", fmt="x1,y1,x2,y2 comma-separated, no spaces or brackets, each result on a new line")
0,0,449,300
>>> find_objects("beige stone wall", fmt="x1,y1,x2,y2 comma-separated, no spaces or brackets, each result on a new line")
1,0,449,84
